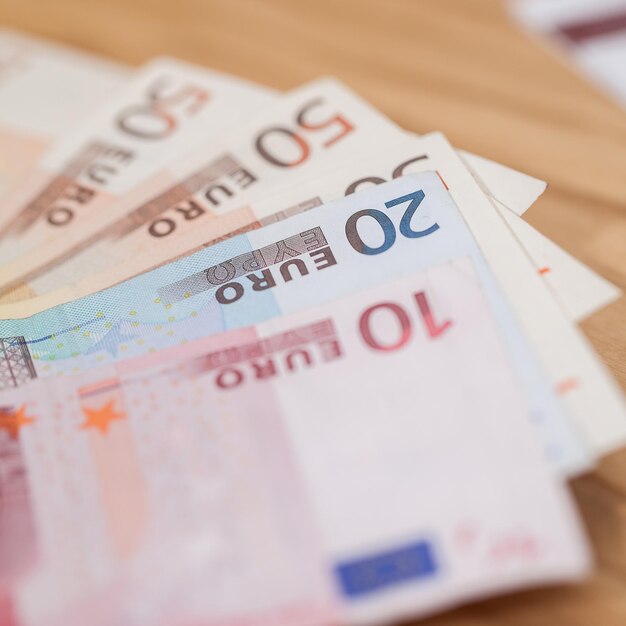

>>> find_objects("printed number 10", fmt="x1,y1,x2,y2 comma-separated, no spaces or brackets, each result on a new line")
359,291,453,352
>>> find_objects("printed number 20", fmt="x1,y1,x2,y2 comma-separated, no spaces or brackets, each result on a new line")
345,190,439,255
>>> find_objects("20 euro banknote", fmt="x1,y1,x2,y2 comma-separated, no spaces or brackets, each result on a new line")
23,132,615,323
0,172,595,474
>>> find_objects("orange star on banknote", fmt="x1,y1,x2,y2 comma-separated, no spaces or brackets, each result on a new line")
80,400,126,434
0,405,35,439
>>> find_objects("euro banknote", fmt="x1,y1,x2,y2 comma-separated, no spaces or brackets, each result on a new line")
0,55,277,266
0,259,590,626
0,133,619,461
17,132,617,324
0,77,400,295
0,76,550,300
0,29,128,200
0,172,597,474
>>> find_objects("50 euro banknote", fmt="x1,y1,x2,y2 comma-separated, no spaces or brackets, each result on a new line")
0,258,590,626
0,76,548,299
0,171,607,474
0,29,128,200
0,55,277,267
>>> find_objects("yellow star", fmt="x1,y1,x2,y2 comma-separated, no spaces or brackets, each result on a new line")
0,405,35,439
80,400,126,434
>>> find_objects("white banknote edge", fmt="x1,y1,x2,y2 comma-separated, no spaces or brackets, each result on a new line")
496,199,622,320
455,143,621,322
459,148,547,215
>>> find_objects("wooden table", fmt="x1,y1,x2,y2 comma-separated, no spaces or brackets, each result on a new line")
2,0,626,623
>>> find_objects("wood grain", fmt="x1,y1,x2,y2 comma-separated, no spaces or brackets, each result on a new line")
1,0,625,623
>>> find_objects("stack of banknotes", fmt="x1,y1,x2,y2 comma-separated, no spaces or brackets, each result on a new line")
1,28,625,626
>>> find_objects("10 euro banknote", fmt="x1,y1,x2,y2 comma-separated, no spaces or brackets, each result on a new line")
0,258,589,626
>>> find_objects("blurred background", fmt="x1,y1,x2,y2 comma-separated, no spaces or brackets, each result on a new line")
2,1,626,624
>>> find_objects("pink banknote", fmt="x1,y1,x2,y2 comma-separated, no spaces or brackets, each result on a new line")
0,259,588,626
